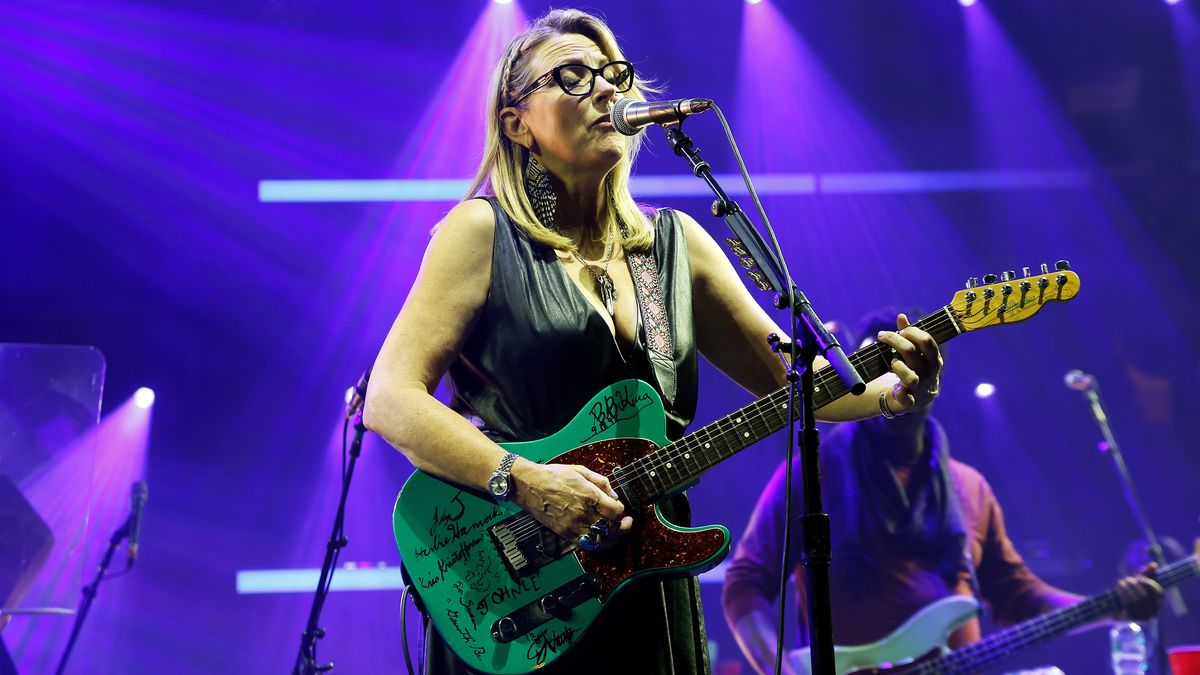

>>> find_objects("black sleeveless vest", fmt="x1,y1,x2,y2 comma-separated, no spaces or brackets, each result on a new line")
448,197,698,443
425,198,712,675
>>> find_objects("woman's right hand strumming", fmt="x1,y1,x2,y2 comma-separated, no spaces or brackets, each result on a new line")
511,460,633,549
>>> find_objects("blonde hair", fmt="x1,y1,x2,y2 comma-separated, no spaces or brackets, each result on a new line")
464,9,659,252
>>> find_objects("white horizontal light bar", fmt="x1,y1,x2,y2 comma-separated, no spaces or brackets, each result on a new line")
818,168,1091,193
236,566,406,594
235,561,731,594
257,169,1090,203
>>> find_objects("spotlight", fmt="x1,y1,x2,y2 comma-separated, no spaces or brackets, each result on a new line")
134,387,156,409
493,0,514,4
1166,0,1182,5
959,0,977,6
747,0,764,4
974,382,995,399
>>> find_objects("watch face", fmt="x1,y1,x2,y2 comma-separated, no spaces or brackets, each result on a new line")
488,474,509,497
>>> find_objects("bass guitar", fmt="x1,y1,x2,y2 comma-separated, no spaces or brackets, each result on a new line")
788,542,1199,674
393,264,1081,674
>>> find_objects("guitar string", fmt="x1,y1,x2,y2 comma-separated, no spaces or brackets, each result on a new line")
618,308,962,498
502,291,1073,553
924,557,1198,674
502,310,964,547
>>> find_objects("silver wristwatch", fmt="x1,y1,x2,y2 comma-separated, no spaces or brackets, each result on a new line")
487,452,518,502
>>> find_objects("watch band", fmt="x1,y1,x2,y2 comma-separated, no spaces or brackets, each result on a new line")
489,452,518,501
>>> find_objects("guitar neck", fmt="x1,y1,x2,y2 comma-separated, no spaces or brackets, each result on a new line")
928,555,1200,675
624,306,964,503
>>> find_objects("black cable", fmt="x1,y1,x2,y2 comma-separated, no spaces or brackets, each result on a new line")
400,585,417,675
710,103,806,675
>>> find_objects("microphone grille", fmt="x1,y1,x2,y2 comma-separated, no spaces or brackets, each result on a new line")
1064,369,1090,390
611,97,640,136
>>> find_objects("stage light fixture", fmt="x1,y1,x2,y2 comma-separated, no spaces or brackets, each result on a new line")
974,382,996,399
134,387,156,409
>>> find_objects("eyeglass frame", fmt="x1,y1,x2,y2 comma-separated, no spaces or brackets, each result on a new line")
508,60,635,107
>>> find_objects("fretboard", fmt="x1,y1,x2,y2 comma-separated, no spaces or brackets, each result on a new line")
921,554,1200,675
622,305,964,502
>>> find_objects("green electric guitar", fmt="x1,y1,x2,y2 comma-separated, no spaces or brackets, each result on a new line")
787,543,1200,674
392,264,1081,674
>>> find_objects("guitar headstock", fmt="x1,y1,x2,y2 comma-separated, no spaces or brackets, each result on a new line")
951,261,1080,332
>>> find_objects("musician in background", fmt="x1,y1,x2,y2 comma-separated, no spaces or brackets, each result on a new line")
1121,537,1199,674
364,10,945,675
722,308,1164,675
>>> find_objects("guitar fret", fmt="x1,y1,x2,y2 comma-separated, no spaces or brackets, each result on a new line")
930,555,1199,674
626,306,969,504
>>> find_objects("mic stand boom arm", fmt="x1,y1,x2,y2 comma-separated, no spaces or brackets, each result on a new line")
661,121,863,675
1081,386,1186,618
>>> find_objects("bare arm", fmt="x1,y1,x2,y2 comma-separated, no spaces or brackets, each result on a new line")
678,211,941,420
363,199,628,541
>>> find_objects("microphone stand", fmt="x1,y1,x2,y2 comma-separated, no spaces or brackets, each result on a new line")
293,390,370,675
661,120,863,675
1076,380,1186,673
55,515,131,675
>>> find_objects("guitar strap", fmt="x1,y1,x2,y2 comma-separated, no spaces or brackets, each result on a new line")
626,210,677,406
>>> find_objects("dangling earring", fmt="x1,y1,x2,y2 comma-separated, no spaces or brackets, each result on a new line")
524,154,558,232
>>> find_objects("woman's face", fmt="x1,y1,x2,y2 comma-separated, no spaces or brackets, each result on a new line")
509,33,627,182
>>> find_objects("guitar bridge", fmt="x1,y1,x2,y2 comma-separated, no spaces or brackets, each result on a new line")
488,513,572,581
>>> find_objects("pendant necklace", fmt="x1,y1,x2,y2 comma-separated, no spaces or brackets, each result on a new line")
571,222,617,318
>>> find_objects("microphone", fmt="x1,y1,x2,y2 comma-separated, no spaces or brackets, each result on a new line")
128,481,148,564
1064,369,1096,391
345,366,372,420
610,97,713,136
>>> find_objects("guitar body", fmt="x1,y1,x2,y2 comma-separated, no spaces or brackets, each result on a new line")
788,595,979,675
392,380,729,674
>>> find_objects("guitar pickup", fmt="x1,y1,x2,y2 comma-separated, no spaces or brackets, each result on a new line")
488,514,572,582
491,574,603,644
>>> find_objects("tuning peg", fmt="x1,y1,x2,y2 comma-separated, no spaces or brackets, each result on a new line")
1022,266,1031,277
1000,270,1017,281
1055,260,1071,271
1040,263,1049,274
982,274,999,284
966,277,979,288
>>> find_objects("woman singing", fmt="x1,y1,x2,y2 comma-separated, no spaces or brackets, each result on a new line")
365,9,943,674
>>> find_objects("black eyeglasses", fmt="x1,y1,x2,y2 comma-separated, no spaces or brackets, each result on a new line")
509,60,635,106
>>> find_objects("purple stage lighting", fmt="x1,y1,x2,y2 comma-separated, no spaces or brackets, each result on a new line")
494,0,514,4
960,0,978,6
747,0,765,5
974,382,996,399
134,387,156,409
1166,0,1182,5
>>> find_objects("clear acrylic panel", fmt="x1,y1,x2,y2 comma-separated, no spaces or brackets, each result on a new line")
0,344,105,618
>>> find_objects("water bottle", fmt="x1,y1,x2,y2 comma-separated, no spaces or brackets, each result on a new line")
1110,621,1148,674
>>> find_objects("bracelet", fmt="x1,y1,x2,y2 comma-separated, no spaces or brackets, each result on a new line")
879,390,906,419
